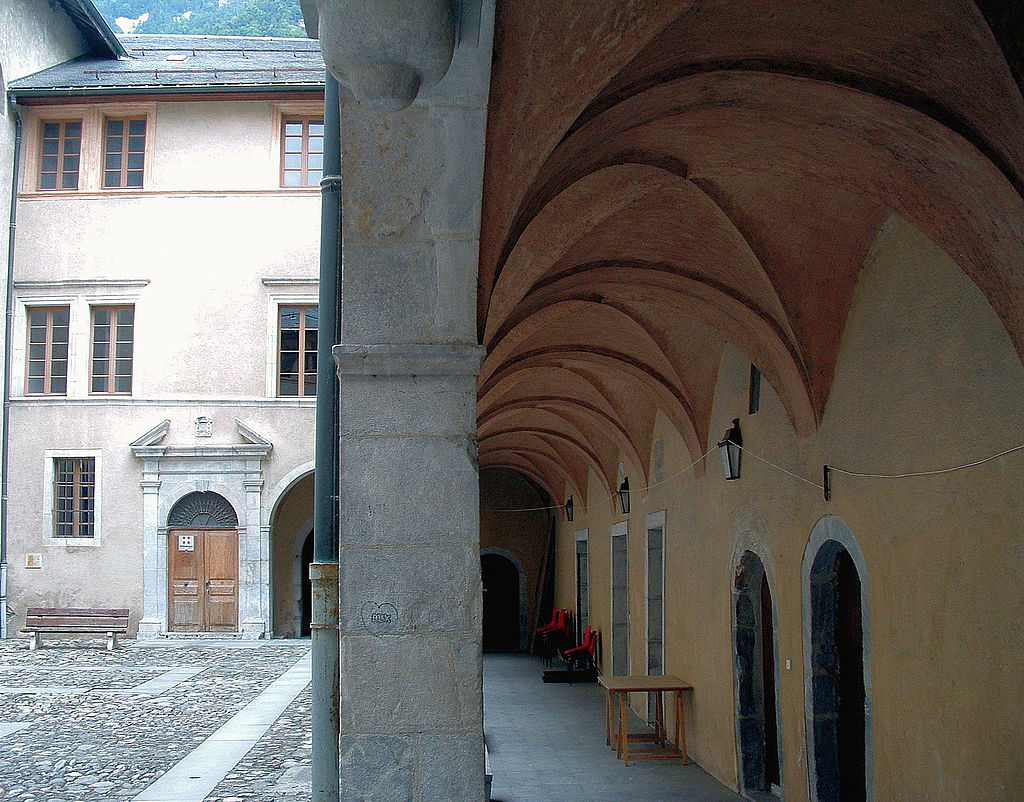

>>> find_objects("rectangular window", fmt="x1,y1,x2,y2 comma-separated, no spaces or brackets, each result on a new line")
103,117,146,188
91,306,134,394
26,306,69,395
749,364,762,414
39,120,81,191
53,457,95,538
281,118,324,187
278,305,317,396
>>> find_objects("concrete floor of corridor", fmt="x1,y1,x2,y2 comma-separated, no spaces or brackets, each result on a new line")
483,653,745,802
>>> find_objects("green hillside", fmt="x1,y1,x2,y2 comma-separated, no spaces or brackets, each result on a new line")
94,0,305,37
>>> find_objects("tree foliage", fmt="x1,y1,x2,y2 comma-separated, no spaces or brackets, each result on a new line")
94,0,305,37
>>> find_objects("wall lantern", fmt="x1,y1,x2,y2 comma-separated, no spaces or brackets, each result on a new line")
565,495,574,521
717,418,743,480
617,477,630,514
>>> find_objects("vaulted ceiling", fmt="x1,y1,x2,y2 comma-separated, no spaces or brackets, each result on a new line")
476,0,1024,507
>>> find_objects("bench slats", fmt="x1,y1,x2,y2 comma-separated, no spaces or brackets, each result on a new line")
26,607,128,618
25,616,128,627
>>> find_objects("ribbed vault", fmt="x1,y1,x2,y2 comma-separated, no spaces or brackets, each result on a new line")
477,0,1024,510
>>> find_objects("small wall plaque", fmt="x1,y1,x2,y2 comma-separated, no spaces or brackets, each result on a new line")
195,416,213,438
177,534,195,552
25,553,41,569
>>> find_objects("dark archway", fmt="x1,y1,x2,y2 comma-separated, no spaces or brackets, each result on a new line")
300,531,313,637
733,550,782,799
482,553,520,651
809,540,867,802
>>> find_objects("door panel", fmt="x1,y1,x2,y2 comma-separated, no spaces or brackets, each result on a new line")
169,531,203,631
204,531,238,632
611,529,629,676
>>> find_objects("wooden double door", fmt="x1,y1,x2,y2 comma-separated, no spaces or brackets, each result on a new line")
168,529,238,632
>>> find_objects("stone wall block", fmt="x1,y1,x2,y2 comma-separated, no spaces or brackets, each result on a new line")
340,633,482,732
339,543,481,635
340,438,480,546
341,104,441,242
416,732,486,802
423,105,488,238
340,375,477,438
338,734,415,802
340,242,439,343
434,238,483,340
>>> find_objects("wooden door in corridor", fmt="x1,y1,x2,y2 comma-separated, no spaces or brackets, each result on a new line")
169,529,238,632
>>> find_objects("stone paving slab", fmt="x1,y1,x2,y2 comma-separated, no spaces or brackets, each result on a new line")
0,638,313,801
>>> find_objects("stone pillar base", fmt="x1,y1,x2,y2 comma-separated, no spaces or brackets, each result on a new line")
241,619,267,639
136,618,163,640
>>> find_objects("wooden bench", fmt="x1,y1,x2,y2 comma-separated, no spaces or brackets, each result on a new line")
22,607,129,651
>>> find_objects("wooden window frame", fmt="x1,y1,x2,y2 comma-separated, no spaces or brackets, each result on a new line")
25,306,70,396
53,456,96,538
277,304,318,397
90,305,134,395
280,116,325,188
102,116,147,189
38,119,82,191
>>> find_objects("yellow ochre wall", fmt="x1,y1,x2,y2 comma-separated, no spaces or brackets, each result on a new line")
551,216,1024,800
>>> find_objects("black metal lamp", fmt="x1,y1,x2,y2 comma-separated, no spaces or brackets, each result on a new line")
617,477,630,514
717,418,742,480
565,495,574,521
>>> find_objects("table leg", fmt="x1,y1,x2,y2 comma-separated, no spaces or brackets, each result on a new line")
618,692,629,765
676,689,687,764
655,691,665,747
605,689,612,747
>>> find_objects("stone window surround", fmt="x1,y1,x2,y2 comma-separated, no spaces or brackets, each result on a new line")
19,102,157,194
610,519,629,676
43,447,102,545
574,527,589,643
644,511,666,695
12,280,148,400
270,101,324,191
262,278,318,400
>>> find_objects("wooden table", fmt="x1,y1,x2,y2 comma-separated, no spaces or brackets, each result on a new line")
598,674,692,766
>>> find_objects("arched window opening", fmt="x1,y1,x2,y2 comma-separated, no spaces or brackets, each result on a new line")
733,550,782,799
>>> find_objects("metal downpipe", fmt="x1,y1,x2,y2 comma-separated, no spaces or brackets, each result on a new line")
311,72,341,801
1,109,23,640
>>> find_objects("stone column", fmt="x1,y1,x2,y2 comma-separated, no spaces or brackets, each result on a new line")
137,477,163,638
323,2,495,799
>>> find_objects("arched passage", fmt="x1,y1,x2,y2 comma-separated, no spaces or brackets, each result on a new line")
803,516,873,802
269,471,314,638
733,549,782,799
481,552,521,651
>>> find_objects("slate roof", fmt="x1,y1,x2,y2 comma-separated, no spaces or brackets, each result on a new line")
9,35,325,98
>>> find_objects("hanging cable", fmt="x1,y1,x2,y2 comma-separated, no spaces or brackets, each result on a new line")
830,442,1024,479
735,444,825,491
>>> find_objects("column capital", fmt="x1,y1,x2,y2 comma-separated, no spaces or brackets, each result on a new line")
334,343,485,377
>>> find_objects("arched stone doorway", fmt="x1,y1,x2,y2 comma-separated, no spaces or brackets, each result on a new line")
481,551,522,652
733,550,782,799
269,470,314,638
167,491,239,632
803,516,873,802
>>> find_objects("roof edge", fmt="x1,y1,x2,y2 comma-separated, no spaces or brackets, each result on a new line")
58,0,128,59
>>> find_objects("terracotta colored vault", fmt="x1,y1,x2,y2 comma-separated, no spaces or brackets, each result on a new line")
476,0,1024,511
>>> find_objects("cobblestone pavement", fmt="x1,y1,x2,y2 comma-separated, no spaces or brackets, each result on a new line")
0,637,312,801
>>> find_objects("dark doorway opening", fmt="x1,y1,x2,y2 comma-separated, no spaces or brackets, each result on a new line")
482,553,520,651
810,541,867,802
300,531,313,637
734,551,782,799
